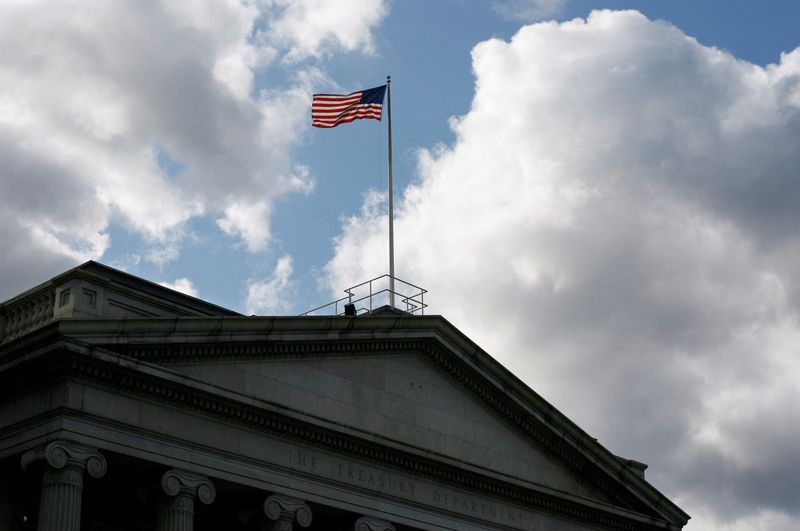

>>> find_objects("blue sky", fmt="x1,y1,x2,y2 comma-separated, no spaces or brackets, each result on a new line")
3,1,800,529
108,0,800,315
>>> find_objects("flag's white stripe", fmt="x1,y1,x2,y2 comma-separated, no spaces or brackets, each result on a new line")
313,91,361,99
312,102,381,111
312,104,382,117
312,100,362,109
313,111,382,126
312,94,362,104
314,107,382,120
313,95,361,103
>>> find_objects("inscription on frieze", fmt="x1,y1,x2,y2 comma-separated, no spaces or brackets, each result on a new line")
286,449,539,530
434,488,524,525
335,462,417,497
287,450,319,471
288,450,416,498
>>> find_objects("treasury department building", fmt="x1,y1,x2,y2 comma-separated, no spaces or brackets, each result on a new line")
0,262,689,530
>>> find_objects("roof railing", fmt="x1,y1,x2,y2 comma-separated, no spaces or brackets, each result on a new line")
300,274,427,316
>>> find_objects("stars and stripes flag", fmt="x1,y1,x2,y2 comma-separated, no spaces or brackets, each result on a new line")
311,85,387,128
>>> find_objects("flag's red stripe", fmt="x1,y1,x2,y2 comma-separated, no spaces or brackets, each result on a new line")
312,103,359,110
312,116,382,127
312,115,381,128
312,104,361,113
313,100,359,115
313,95,361,102
312,108,382,128
312,103,382,113
314,107,382,121
313,91,361,99
312,93,361,104
312,104,382,116
314,113,382,123
312,97,367,110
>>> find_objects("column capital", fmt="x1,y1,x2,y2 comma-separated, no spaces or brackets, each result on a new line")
21,439,107,478
355,516,396,531
161,469,216,505
20,440,105,531
264,494,312,528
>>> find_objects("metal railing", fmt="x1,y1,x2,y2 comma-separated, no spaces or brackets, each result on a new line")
300,275,427,316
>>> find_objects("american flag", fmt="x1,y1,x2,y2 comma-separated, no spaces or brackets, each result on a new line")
311,85,387,128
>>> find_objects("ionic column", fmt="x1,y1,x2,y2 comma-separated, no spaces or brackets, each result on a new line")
355,516,396,531
260,494,312,531
157,469,216,531
20,440,107,531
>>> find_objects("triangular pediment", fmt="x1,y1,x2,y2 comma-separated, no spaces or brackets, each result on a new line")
67,313,687,526
169,349,610,503
9,313,688,528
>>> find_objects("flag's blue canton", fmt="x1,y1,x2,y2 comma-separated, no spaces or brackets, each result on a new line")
360,85,387,105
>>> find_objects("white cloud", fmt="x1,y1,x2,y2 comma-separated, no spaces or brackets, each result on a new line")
216,200,272,253
325,10,800,530
245,255,295,314
158,278,200,298
0,0,388,299
264,0,389,61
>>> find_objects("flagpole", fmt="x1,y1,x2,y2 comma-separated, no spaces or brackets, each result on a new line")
386,75,395,308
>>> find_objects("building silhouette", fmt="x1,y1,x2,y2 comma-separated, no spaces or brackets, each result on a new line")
0,261,689,530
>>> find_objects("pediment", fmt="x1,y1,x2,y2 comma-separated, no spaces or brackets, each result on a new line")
38,314,686,527
160,344,612,505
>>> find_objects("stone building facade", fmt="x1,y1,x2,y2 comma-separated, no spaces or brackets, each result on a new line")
0,262,689,530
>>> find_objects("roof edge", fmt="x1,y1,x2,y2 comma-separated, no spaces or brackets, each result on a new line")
1,260,240,317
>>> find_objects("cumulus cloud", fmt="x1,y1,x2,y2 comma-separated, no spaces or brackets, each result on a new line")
216,200,273,253
264,0,389,61
324,10,800,530
0,0,387,300
245,255,295,314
